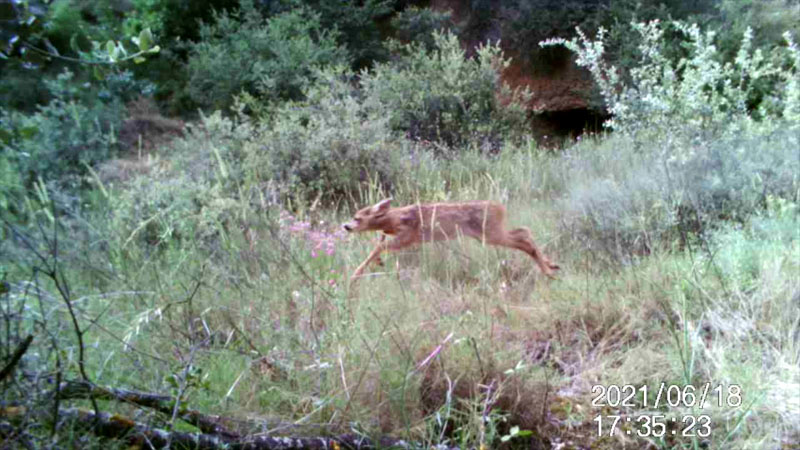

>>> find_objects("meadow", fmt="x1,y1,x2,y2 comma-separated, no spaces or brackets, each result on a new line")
2,9,799,450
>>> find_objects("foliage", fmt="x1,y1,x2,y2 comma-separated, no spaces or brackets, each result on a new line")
129,0,240,44
116,0,392,114
3,6,800,450
503,0,602,40
363,31,531,152
238,31,533,201
542,21,800,136
111,0,240,114
1,0,96,62
2,0,159,64
281,0,395,69
599,0,716,71
541,21,800,262
4,130,797,447
391,6,457,51
186,3,348,112
500,0,604,68
0,67,51,112
107,111,249,249
0,70,126,214
245,68,411,203
713,0,800,60
0,0,160,113
551,128,800,263
45,0,98,48
120,0,171,37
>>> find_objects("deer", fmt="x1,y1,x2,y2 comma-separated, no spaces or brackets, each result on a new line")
342,198,560,282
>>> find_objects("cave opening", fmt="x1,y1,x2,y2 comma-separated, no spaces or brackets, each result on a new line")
530,108,609,146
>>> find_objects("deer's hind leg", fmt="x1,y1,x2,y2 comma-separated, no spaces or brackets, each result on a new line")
375,234,386,267
487,226,560,278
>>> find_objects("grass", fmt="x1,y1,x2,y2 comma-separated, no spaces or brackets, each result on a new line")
3,129,798,449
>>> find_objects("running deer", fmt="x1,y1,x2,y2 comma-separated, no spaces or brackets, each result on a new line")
342,198,560,281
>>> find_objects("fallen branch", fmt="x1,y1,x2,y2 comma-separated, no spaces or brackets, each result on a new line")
2,407,460,450
56,380,239,438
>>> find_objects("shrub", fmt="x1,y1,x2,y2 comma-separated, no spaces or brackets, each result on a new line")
107,111,249,249
46,0,106,47
0,67,50,113
289,0,394,69
391,6,456,51
500,0,604,69
557,128,800,263
121,0,170,37
235,30,535,202
0,0,137,112
186,2,347,112
542,21,800,262
245,68,410,202
239,31,536,202
542,21,800,136
362,31,532,152
599,0,716,72
713,0,800,61
0,71,124,201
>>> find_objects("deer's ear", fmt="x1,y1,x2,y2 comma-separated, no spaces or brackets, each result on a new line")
372,198,393,214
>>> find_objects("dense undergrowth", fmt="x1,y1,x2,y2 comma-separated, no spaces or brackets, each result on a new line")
1,6,799,450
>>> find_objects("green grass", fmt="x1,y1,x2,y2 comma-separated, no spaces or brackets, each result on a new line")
3,129,798,449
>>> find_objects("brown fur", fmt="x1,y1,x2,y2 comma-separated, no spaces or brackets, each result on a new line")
342,198,560,281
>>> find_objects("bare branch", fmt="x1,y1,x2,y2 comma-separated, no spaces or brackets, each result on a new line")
0,335,33,382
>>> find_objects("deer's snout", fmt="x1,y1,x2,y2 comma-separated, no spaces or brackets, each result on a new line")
342,223,353,232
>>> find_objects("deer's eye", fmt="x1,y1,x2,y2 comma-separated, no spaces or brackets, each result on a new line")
354,218,361,222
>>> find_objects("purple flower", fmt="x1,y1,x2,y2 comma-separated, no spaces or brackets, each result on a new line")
278,210,351,259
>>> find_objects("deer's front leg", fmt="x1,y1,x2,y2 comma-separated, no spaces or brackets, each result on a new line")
351,234,415,281
351,242,386,281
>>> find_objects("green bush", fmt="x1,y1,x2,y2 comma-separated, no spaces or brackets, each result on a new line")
126,0,390,114
287,0,394,69
108,111,249,249
713,0,800,60
600,0,716,72
543,20,800,136
709,196,799,291
238,31,535,201
500,0,604,70
0,67,50,113
245,68,411,202
121,0,170,37
0,0,110,112
541,21,800,262
186,3,347,112
391,6,456,51
111,0,240,115
556,128,800,263
362,31,531,152
0,71,124,204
